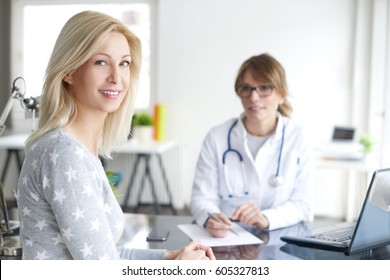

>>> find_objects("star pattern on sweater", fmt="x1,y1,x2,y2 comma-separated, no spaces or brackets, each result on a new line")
75,146,86,159
72,207,86,221
52,234,64,245
31,158,38,171
91,218,102,233
42,175,51,189
54,189,67,204
22,175,29,185
49,149,60,165
82,184,93,197
21,207,31,216
35,251,49,260
61,227,74,242
80,243,93,258
65,165,77,182
25,239,34,247
35,219,47,231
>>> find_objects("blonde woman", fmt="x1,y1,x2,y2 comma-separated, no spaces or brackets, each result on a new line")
17,11,214,260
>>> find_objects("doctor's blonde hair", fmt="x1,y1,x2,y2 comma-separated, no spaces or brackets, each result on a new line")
26,11,142,157
234,53,292,117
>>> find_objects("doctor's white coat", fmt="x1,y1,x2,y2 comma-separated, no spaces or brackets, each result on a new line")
190,114,314,230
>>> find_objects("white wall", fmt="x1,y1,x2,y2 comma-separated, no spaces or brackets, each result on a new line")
156,0,357,216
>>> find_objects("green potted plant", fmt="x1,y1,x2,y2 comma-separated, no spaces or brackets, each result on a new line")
359,134,374,154
132,112,154,143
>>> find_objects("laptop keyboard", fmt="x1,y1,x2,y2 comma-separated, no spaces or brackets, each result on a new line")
310,228,354,243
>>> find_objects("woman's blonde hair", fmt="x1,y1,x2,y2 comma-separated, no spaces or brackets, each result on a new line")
26,11,142,157
234,53,292,117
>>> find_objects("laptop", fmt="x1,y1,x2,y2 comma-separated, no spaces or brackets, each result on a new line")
332,126,355,141
281,168,390,255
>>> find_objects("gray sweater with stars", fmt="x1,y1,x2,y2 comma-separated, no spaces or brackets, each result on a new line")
17,129,165,260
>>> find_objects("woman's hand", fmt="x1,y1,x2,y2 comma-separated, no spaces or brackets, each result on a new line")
205,212,232,237
232,203,269,229
165,240,215,260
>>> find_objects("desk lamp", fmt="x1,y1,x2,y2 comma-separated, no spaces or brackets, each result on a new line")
0,77,39,136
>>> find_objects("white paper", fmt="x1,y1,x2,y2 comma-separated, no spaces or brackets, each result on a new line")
177,223,263,247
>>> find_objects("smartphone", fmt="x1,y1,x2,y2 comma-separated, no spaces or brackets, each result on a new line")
146,228,170,242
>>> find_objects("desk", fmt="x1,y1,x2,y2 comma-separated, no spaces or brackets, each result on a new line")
315,158,378,222
119,213,390,260
3,213,389,260
0,134,28,185
113,140,178,215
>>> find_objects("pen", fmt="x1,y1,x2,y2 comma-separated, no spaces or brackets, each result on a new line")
208,212,239,236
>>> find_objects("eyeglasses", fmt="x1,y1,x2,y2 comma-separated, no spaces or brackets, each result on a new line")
235,84,274,98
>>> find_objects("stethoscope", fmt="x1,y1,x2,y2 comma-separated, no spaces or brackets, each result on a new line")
222,118,286,198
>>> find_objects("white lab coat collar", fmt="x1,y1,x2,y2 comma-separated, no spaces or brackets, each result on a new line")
236,112,285,143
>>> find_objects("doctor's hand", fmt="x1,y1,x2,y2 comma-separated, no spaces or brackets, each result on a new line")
205,212,233,238
165,240,215,260
232,203,269,229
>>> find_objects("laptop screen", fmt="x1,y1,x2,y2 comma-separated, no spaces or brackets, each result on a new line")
332,127,355,141
349,169,390,254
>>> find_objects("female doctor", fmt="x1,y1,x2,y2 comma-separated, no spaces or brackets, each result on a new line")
190,53,314,237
